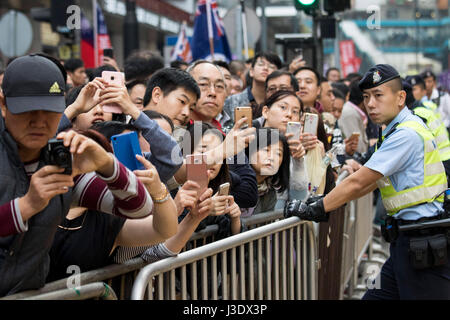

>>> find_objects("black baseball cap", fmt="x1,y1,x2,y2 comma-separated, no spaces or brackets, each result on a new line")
358,64,400,90
1,53,66,114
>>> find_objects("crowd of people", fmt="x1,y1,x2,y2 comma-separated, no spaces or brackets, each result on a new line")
0,48,449,299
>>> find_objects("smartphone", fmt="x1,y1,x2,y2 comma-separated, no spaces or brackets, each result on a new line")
294,48,303,60
186,154,208,198
103,48,114,59
218,182,230,196
349,132,361,141
286,121,302,141
101,70,125,114
303,113,319,136
234,106,252,129
111,131,145,171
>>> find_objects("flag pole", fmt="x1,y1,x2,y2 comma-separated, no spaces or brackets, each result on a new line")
206,0,215,60
240,0,249,59
93,0,99,67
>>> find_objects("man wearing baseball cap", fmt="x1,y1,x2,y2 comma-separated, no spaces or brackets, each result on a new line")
285,64,450,299
0,54,156,296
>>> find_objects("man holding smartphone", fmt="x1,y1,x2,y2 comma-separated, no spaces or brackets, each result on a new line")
0,54,155,296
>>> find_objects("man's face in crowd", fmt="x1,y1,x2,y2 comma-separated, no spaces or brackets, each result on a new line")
218,66,233,97
230,77,242,95
190,63,227,121
412,84,426,102
295,70,321,107
250,57,277,84
327,70,340,82
68,67,87,87
362,81,406,125
318,81,335,112
266,75,294,99
149,87,197,127
423,76,435,96
0,97,62,161
331,98,345,120
129,83,146,110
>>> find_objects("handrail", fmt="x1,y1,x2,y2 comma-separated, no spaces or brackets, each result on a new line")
131,216,314,300
23,282,117,300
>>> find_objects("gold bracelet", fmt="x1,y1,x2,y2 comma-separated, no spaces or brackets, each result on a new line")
152,183,170,203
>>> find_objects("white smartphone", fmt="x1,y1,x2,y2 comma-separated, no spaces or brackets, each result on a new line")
286,121,302,141
303,113,319,136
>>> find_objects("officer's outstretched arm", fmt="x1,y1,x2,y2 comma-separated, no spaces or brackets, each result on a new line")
323,166,382,212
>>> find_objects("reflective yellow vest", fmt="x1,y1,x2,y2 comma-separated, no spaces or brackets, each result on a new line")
376,120,447,215
413,106,450,161
422,100,441,119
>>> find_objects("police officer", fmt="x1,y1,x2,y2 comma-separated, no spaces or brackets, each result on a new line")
421,70,450,132
285,64,450,299
404,76,450,185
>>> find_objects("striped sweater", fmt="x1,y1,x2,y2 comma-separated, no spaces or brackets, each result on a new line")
0,155,153,237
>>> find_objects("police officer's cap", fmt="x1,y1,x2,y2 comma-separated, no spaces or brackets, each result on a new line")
358,64,401,91
420,70,435,80
405,75,425,87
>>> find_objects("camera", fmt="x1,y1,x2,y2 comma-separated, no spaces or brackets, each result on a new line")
43,138,72,175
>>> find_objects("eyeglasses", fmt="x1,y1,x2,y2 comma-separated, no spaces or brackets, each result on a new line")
197,81,226,93
266,85,293,94
255,60,277,70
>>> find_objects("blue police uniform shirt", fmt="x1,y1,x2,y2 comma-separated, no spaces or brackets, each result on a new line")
364,107,443,220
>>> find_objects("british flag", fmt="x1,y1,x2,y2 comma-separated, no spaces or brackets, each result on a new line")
171,22,193,63
191,0,232,62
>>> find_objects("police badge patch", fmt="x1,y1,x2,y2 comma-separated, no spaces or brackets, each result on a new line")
373,71,381,84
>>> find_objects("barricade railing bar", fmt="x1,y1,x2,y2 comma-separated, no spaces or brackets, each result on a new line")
130,215,318,300
3,200,382,301
22,282,118,300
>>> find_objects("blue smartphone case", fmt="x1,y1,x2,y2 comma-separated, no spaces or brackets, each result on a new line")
111,131,145,171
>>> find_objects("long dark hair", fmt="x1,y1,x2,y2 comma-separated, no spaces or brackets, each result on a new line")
246,127,290,193
183,121,231,194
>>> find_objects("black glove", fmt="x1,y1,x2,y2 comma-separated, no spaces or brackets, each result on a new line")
284,197,329,222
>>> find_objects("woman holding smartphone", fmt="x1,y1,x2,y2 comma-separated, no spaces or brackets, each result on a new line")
182,122,243,237
253,90,310,204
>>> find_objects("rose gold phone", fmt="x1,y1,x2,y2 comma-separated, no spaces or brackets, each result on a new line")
186,154,208,198
235,106,252,128
349,132,360,141
218,182,230,196
101,71,125,114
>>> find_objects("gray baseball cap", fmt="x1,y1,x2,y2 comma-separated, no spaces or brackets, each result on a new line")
1,53,66,114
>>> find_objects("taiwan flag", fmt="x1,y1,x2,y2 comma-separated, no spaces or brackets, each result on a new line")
191,0,232,62
81,3,112,68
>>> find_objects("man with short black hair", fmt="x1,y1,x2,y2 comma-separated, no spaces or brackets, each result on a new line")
143,67,200,128
293,66,323,113
326,67,341,82
223,52,282,126
64,58,87,87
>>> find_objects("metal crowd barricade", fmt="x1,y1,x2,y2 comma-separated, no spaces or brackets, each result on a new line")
131,215,318,300
339,192,386,299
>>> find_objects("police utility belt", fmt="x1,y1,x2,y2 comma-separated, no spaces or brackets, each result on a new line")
381,214,450,270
